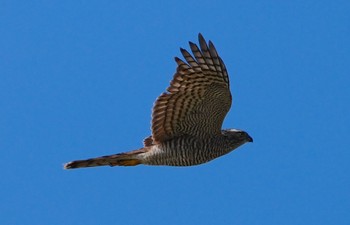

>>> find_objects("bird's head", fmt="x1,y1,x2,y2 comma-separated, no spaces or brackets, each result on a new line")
222,129,253,145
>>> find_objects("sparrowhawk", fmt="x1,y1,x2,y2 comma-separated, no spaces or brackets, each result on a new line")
64,34,252,169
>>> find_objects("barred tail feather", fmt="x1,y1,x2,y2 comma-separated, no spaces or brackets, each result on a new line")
64,149,146,169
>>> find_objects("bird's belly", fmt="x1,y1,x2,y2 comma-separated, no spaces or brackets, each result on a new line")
143,145,223,166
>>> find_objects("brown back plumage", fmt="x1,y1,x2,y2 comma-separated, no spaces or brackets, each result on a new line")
151,34,232,143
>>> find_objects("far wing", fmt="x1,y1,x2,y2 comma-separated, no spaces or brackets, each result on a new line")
151,34,232,143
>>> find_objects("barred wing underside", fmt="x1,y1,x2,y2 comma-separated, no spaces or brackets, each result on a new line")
151,34,232,143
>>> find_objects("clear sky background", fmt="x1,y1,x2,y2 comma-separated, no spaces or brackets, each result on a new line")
1,0,349,224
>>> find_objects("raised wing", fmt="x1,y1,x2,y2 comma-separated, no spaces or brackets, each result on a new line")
151,34,232,143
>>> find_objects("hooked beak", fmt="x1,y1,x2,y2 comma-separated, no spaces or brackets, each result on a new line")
247,135,253,143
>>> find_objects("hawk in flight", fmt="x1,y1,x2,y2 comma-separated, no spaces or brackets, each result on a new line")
64,34,252,169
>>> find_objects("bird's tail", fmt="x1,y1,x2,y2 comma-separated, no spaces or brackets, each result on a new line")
64,149,146,169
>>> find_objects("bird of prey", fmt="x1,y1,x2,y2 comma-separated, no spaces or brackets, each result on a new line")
64,34,252,169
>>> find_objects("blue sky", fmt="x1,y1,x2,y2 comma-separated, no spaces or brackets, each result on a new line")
1,0,349,224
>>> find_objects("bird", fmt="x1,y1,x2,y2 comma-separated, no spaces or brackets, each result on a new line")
64,33,252,169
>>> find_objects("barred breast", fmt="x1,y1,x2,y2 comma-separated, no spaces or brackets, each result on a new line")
142,135,235,166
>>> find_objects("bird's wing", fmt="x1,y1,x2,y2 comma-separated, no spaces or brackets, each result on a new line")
151,34,232,143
